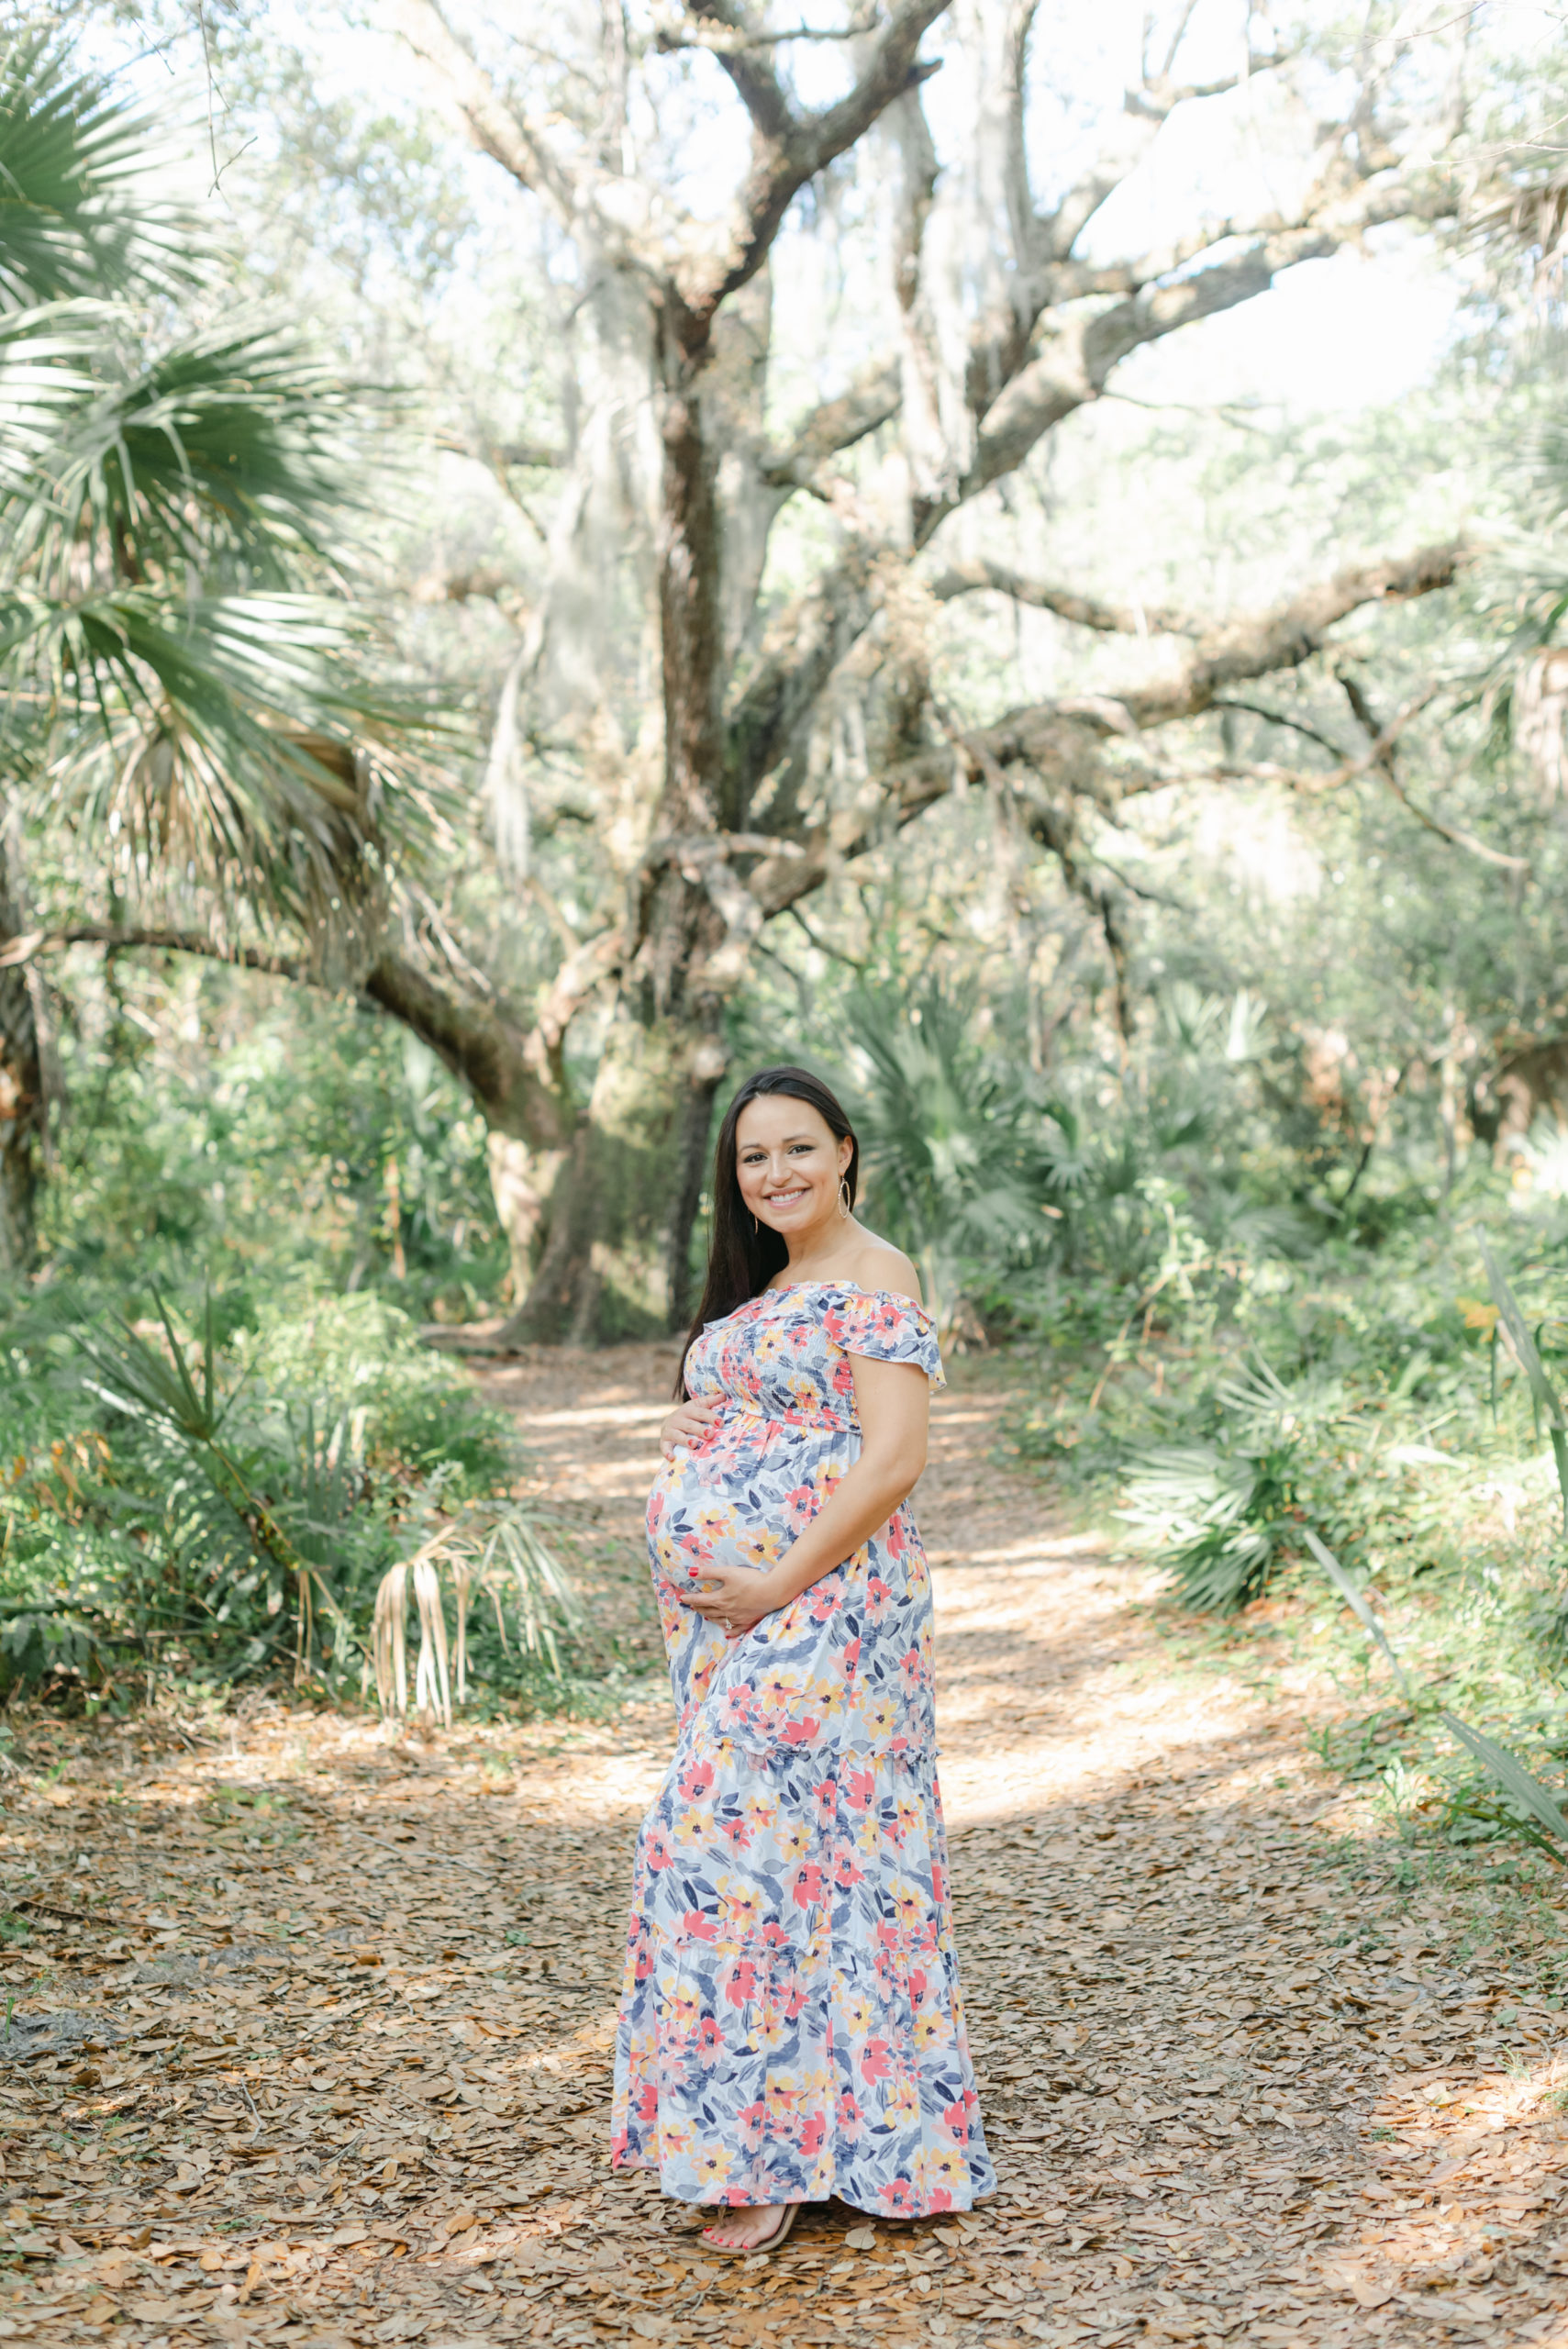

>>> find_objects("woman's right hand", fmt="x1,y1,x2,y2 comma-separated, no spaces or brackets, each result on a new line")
660,1399,718,1457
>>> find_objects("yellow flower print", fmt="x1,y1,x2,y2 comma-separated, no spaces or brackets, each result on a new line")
690,2141,732,2187
840,1989,873,2036
775,1817,811,1864
888,1875,925,1930
912,2008,953,2053
670,1984,699,2031
719,1876,763,1932
884,2074,918,2128
915,2143,970,2194
862,1694,896,1740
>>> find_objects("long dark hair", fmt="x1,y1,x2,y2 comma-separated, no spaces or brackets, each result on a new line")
674,1064,859,1397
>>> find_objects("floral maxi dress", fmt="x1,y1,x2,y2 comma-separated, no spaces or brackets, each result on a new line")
610,1281,995,2216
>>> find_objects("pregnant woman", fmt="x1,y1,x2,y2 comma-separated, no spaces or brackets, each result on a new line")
611,1063,995,2254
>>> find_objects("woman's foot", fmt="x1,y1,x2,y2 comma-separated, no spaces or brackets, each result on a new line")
701,2201,795,2252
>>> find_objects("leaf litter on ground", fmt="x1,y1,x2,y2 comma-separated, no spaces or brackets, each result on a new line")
0,1342,1566,2346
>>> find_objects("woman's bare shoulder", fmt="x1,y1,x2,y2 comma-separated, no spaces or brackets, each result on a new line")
844,1238,923,1306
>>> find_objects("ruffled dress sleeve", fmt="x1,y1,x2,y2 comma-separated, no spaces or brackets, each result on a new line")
822,1287,946,1391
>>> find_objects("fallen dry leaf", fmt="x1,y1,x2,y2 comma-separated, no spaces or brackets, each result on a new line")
0,1343,1562,2348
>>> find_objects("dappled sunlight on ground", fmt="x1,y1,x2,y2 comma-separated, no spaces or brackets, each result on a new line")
3,1346,1567,2345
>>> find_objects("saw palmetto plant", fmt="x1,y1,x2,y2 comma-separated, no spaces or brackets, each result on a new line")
371,1506,590,1730
0,1282,586,1706
0,28,452,936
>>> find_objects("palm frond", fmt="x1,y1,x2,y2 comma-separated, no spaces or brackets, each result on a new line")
7,317,380,591
0,29,203,310
1301,1526,1416,1700
371,1501,587,1726
0,584,454,914
1442,1713,1568,1854
0,297,100,489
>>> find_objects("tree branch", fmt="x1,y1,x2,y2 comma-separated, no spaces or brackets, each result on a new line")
758,360,902,491
673,0,949,337
740,540,1468,913
1333,668,1529,876
1113,541,1468,731
7,921,581,1150
392,0,640,248
947,165,1462,529
930,558,1203,636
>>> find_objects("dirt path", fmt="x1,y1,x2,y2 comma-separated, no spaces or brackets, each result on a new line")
8,1351,1568,2347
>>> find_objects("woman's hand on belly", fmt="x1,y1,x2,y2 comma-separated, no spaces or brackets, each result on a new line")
660,1398,718,1456
684,1560,793,1638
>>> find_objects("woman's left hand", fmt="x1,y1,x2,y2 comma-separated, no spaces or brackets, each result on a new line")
683,1563,784,1638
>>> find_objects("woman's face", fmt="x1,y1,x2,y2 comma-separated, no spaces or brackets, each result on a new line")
733,1096,852,1241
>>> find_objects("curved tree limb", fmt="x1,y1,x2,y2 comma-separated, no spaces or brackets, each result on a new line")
929,558,1203,636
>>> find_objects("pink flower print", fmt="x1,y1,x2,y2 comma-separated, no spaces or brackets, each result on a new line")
879,2176,918,2218
833,1852,864,1891
863,1576,892,1624
683,1909,717,1943
717,1685,758,1733
762,1919,790,1949
898,1645,926,1693
725,1960,759,2008
831,1359,855,1395
790,1862,826,1909
738,2099,768,2152
781,1713,821,1747
930,1858,946,1900
836,2087,865,2140
908,1966,929,2004
806,1580,839,1620
695,2015,724,2065
634,1943,654,1983
645,1826,674,1871
860,2037,893,2084
800,2110,827,2158
785,1484,820,1531
718,1813,752,1854
840,1636,862,1677
843,1767,875,1813
784,1981,809,2021
635,2083,658,2121
942,2099,971,2142
678,1758,716,1803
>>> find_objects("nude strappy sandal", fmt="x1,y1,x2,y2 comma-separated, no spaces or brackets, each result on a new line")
701,2201,803,2257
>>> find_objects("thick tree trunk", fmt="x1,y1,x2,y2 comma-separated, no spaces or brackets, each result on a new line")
0,825,43,1274
490,1012,697,1346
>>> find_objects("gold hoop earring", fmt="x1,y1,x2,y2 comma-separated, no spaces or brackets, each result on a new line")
838,1177,851,1220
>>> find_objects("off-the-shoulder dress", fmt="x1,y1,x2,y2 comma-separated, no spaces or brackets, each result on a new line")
610,1280,995,2219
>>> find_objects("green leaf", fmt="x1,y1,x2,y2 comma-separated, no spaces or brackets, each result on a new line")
1479,1234,1568,1530
1442,1713,1568,1850
1301,1527,1416,1700
0,29,204,308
